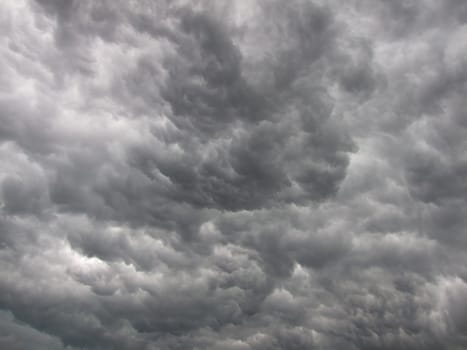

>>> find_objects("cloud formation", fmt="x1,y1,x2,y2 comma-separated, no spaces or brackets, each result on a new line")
1,0,466,349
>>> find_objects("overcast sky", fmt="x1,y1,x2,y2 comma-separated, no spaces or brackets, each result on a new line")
1,0,467,349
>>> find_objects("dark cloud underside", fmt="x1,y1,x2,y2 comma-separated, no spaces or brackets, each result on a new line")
1,0,467,349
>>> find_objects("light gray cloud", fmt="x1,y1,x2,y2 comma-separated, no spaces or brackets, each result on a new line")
1,0,467,349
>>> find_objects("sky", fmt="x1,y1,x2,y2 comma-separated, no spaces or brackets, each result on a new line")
1,0,467,349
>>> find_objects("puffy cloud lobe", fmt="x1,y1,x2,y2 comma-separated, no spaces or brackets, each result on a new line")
1,0,467,349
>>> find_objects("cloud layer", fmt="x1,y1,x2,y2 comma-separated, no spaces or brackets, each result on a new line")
1,0,467,349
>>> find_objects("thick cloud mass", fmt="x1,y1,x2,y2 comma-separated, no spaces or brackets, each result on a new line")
1,1,467,349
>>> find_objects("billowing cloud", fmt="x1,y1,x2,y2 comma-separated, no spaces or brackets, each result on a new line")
1,0,466,349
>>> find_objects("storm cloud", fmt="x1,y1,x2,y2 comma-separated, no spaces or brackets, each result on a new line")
1,0,467,349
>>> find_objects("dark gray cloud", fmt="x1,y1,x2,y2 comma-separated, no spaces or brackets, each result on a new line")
1,0,467,349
